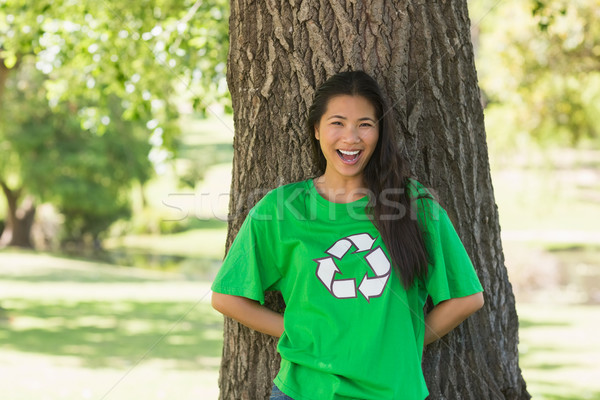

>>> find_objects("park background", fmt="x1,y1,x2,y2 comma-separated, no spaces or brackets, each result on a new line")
0,0,599,399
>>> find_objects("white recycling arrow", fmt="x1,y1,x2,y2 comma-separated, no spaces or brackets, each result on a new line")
326,233,376,258
358,246,391,301
365,246,391,276
346,233,376,253
315,233,390,301
358,272,390,301
315,257,357,299
326,239,353,259
315,257,339,288
332,278,357,299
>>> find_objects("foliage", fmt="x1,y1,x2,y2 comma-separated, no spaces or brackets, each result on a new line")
1,59,152,240
473,0,600,148
0,0,230,127
0,0,230,242
0,0,230,171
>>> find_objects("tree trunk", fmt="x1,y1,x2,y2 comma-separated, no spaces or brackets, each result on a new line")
0,181,36,248
220,1,529,399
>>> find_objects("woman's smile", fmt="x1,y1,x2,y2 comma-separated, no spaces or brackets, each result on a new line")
336,149,362,164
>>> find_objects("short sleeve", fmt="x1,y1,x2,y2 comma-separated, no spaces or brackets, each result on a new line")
210,200,283,305
419,199,484,305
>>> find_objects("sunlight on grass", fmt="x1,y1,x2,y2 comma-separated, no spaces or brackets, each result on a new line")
0,250,223,399
0,350,219,400
103,228,228,259
0,249,172,281
491,149,600,235
518,303,600,399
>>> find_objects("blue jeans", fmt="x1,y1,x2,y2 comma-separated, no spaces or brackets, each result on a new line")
270,384,294,399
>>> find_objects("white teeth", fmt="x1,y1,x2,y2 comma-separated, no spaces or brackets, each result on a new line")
339,150,360,155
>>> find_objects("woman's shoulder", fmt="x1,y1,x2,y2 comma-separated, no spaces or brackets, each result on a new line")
404,178,447,221
248,179,311,215
405,178,434,199
258,179,311,202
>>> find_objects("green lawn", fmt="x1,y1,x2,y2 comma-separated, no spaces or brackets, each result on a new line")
490,148,600,236
493,149,600,399
2,250,600,399
0,250,222,400
517,303,600,400
103,226,228,260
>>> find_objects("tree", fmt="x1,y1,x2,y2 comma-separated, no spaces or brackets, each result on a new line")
0,56,151,247
219,0,530,399
475,0,600,148
0,0,229,246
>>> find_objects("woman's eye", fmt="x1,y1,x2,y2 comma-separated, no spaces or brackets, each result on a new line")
331,121,343,126
360,123,373,128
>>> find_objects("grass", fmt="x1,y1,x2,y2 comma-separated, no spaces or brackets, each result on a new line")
493,147,600,398
1,299,222,367
517,303,600,399
491,165,600,234
0,250,222,400
2,249,600,400
103,226,228,260
0,350,219,400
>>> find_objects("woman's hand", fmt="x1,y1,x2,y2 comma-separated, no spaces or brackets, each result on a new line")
211,292,285,338
423,292,484,346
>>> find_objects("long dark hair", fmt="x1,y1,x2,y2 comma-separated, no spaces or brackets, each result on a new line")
307,70,429,289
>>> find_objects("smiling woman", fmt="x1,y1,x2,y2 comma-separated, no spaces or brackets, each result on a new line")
211,71,484,400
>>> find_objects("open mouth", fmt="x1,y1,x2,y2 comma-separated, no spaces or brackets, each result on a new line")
336,149,362,164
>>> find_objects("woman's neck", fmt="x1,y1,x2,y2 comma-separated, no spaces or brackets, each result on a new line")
313,174,369,204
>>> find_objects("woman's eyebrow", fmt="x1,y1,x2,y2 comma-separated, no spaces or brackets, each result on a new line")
326,115,376,122
359,117,376,122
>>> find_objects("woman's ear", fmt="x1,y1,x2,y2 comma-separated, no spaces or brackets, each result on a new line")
314,126,320,140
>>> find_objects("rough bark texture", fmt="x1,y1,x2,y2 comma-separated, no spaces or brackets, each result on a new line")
220,1,530,399
0,182,36,248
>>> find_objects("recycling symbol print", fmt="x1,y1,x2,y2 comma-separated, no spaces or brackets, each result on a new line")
314,233,391,301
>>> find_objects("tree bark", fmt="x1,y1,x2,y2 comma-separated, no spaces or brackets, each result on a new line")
0,181,36,248
220,1,529,399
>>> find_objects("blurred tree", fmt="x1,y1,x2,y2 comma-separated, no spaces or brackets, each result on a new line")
0,0,229,117
474,0,600,148
1,58,151,246
0,0,229,247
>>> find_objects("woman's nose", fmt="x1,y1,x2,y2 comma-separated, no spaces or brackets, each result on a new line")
341,127,361,143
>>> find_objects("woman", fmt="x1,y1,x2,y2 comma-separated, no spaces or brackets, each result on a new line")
211,71,484,400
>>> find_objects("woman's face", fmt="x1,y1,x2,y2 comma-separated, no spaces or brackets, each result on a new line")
315,95,379,185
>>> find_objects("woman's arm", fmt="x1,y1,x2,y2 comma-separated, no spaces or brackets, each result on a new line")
423,292,484,346
211,291,284,338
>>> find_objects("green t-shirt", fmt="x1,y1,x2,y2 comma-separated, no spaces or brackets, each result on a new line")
211,179,483,400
